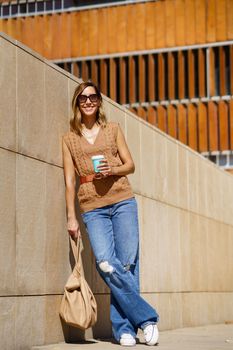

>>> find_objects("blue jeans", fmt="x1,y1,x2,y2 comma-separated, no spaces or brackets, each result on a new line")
81,197,159,341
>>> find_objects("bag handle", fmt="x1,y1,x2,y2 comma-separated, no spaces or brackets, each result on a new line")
69,232,84,273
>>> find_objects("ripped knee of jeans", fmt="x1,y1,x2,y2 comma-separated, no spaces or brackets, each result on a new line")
98,261,114,274
123,264,131,272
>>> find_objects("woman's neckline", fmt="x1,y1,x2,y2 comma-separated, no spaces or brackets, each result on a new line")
81,125,102,146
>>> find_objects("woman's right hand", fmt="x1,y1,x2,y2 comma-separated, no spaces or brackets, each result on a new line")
67,217,81,239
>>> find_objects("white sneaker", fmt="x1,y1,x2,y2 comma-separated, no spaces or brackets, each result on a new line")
120,333,136,346
143,324,159,346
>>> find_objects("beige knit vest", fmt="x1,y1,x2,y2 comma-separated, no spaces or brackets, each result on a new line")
62,122,134,213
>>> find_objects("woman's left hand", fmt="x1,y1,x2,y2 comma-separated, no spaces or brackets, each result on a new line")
96,159,113,178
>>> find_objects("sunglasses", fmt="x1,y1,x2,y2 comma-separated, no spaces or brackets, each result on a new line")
77,93,100,104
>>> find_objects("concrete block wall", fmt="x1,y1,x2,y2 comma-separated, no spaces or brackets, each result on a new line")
1,33,233,349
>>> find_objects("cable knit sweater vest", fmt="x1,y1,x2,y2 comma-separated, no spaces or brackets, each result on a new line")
62,122,134,213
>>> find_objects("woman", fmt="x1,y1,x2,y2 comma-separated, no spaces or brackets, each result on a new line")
62,81,159,347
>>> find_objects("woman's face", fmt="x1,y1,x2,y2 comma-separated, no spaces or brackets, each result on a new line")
78,86,100,119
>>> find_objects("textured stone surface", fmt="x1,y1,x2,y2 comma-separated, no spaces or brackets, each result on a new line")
126,114,141,194
166,140,179,207
16,154,46,294
45,164,71,293
44,64,70,166
0,149,16,295
140,123,155,198
0,297,16,350
17,48,46,160
0,36,17,151
178,145,189,210
153,130,168,202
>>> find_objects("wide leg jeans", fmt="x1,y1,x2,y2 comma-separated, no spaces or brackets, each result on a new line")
81,197,159,341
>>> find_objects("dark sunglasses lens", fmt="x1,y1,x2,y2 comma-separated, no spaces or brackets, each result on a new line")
89,94,99,102
78,95,87,104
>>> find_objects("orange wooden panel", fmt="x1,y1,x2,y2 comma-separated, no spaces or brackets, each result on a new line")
178,51,185,99
138,55,146,103
1,19,8,35
13,18,22,42
116,5,127,52
208,101,218,151
198,102,208,152
81,61,89,82
98,8,107,55
195,0,206,44
219,100,229,151
187,104,198,151
107,6,117,54
60,13,71,59
34,16,45,57
145,1,156,50
216,0,227,41
175,0,185,46
91,60,98,86
119,57,126,104
167,105,177,139
147,106,157,126
70,12,80,57
165,0,175,47
184,0,195,45
109,58,117,101
177,104,187,145
137,106,147,121
129,56,136,103
100,59,108,95
21,16,36,52
43,15,53,59
18,18,24,43
79,10,89,57
219,46,226,96
198,49,206,97
227,0,233,39
88,9,98,56
135,3,145,50
168,52,175,100
154,0,165,48
157,105,167,133
158,53,165,101
148,54,156,102
188,50,195,98
0,19,6,33
230,45,233,95
229,100,233,148
51,14,62,59
209,47,216,96
73,62,81,78
5,18,14,38
126,5,136,52
206,0,216,42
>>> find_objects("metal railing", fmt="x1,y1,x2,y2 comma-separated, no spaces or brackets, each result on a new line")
55,41,233,105
0,0,155,18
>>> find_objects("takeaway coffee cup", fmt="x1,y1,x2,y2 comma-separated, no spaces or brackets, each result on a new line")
91,155,105,172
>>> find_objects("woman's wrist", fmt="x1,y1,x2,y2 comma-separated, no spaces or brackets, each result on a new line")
67,213,77,221
111,166,118,176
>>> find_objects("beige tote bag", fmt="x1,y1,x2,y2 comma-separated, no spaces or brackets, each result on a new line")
59,236,97,329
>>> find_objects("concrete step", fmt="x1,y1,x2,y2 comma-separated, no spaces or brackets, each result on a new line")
32,324,233,350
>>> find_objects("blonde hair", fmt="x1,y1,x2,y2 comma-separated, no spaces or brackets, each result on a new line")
70,81,107,135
